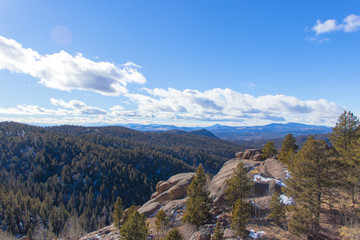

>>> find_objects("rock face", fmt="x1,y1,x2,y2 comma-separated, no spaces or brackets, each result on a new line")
79,224,119,240
259,157,286,179
209,159,262,207
190,225,213,240
235,149,263,161
138,172,195,217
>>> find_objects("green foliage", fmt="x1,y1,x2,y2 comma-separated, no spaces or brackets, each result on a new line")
164,228,184,240
155,209,167,234
285,136,336,238
183,164,212,229
269,192,285,226
330,111,360,206
120,209,148,240
0,122,244,236
231,199,250,238
278,133,298,165
212,219,224,240
262,141,277,159
225,162,253,208
113,197,124,229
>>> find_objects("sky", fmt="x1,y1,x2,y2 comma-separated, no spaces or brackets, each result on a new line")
0,0,359,127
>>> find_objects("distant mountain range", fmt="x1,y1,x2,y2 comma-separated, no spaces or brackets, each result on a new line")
123,122,332,141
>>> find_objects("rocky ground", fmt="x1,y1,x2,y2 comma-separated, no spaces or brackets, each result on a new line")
80,149,295,240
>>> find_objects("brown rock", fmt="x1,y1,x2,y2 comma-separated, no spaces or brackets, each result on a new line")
235,151,244,159
138,201,161,217
79,224,120,240
242,149,261,160
223,228,237,239
190,225,212,240
209,159,256,207
259,157,286,179
253,153,263,161
19,237,29,240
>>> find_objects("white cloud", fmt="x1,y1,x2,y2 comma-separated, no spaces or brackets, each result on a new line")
311,14,360,35
127,88,345,126
50,98,107,115
313,19,339,35
0,36,146,96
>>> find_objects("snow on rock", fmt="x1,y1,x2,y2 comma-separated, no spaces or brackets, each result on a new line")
253,174,286,187
249,230,265,239
279,194,295,205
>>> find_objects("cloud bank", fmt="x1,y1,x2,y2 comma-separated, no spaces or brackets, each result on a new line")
312,14,360,35
0,36,146,96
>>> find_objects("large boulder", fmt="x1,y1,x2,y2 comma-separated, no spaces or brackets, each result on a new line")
138,172,195,217
259,157,286,179
235,151,244,159
209,159,260,207
242,149,262,160
190,225,212,240
79,224,120,240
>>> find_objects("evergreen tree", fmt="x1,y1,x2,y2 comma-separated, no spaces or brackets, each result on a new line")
183,164,212,229
113,197,124,229
278,133,298,165
269,192,285,227
155,209,167,238
225,162,253,208
262,141,277,159
212,219,224,240
330,111,360,206
231,199,249,238
120,209,148,240
164,228,184,240
285,136,336,238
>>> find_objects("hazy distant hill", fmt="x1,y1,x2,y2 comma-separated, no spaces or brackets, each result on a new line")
123,122,332,141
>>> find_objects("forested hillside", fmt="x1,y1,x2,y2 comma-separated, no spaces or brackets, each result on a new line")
0,122,244,237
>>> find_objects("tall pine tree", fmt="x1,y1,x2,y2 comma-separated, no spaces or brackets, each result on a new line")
330,111,360,207
231,199,250,238
262,141,277,159
113,197,124,229
225,162,253,208
183,164,212,229
278,133,298,165
121,208,148,240
285,136,336,238
269,192,285,227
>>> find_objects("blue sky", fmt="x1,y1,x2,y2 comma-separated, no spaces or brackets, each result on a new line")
0,0,359,127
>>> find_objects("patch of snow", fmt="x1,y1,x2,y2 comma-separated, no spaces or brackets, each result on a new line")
279,194,295,205
249,229,265,239
284,170,291,179
253,174,286,187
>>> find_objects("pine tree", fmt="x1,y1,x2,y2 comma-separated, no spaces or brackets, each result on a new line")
120,208,148,240
285,136,336,238
278,133,298,165
183,164,212,229
212,219,224,240
113,197,124,229
225,162,253,208
330,111,360,207
262,141,277,159
164,228,184,240
231,199,250,238
269,192,285,226
155,209,167,238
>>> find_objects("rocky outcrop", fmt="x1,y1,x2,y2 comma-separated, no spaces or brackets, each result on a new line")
138,172,195,217
259,157,286,179
209,159,261,206
235,149,263,161
80,150,289,240
79,224,119,240
190,225,213,240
